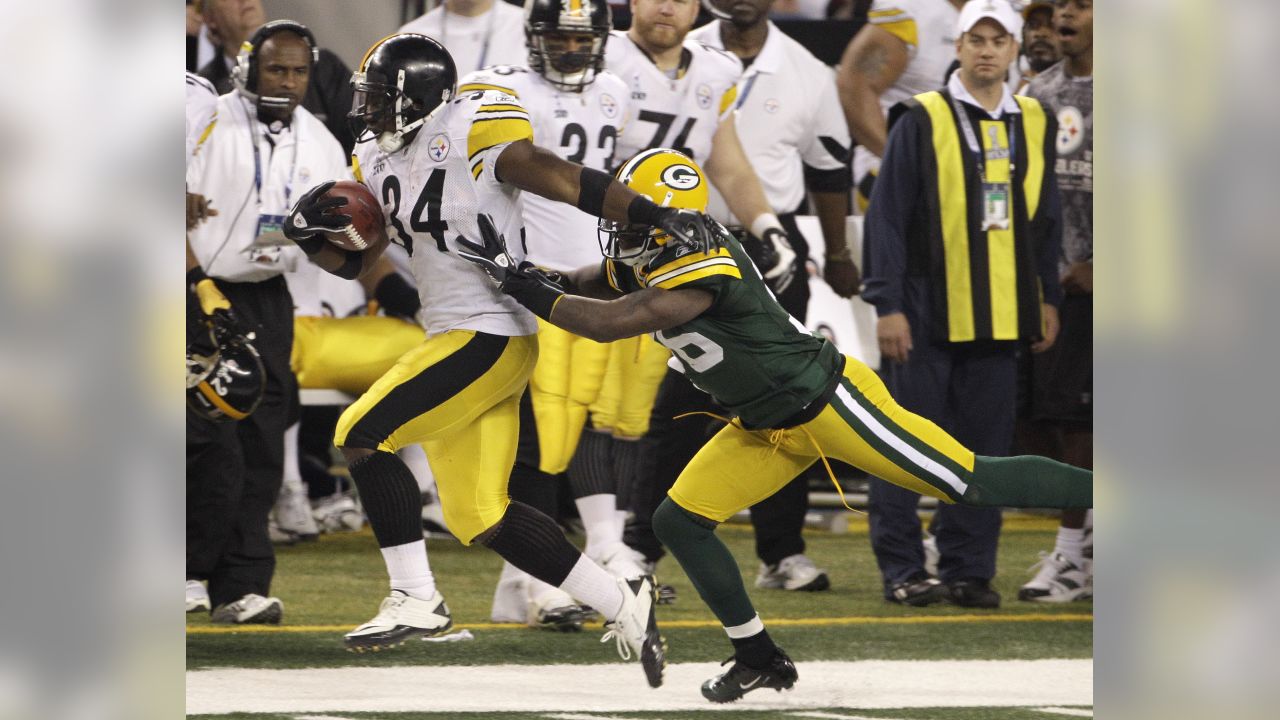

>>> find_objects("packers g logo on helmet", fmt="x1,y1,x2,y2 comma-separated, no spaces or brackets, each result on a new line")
599,149,709,267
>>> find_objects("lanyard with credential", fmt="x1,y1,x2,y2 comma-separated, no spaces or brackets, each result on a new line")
250,119,300,210
735,72,759,110
950,94,1017,182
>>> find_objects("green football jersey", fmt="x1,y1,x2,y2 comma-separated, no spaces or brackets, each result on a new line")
604,225,844,429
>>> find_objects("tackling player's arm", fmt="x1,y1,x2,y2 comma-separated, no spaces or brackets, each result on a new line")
548,284,713,343
836,24,909,158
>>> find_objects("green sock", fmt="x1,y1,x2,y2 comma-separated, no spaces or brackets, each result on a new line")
651,497,757,627
963,455,1093,509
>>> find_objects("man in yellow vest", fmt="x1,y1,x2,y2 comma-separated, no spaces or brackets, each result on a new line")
861,0,1063,608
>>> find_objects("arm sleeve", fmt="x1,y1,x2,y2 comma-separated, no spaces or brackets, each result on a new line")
466,93,535,182
860,107,921,316
867,1,919,49
800,69,853,193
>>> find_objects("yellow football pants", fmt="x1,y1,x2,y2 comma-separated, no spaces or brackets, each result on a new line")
334,330,538,544
589,334,671,439
668,356,976,523
527,320,611,474
291,315,425,394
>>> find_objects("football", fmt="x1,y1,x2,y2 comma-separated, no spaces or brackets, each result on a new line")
321,180,387,252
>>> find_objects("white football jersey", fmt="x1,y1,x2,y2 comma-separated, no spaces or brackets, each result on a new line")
604,31,742,168
459,64,629,272
855,0,960,178
352,89,538,337
185,72,218,165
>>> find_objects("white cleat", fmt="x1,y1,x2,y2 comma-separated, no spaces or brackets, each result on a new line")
490,566,529,624
313,493,365,534
275,484,319,540
755,554,830,591
210,593,283,624
601,575,666,688
345,590,453,652
1018,551,1093,603
527,587,587,633
186,579,210,613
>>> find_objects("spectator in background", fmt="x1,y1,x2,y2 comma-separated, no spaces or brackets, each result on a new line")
199,0,356,154
186,20,349,624
690,0,858,593
1017,1,1059,90
1018,0,1093,603
398,0,527,76
861,0,1063,609
836,0,964,212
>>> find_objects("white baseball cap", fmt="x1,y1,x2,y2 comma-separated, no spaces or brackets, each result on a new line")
957,0,1024,37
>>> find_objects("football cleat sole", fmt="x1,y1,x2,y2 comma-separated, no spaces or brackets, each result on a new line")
343,619,454,653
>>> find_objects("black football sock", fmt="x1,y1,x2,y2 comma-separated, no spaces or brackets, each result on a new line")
347,451,422,548
730,627,779,670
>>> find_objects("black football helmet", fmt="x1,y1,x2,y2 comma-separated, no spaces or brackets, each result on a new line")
349,33,458,153
524,0,611,92
186,328,266,422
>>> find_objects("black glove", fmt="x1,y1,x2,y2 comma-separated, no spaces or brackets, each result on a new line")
757,226,797,294
455,214,567,320
653,207,723,256
373,272,421,321
284,181,350,253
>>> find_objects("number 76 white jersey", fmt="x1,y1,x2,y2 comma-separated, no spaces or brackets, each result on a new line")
351,89,540,337
459,64,630,272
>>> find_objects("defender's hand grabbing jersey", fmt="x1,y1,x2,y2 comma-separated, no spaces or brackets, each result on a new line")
605,32,741,167
351,88,539,338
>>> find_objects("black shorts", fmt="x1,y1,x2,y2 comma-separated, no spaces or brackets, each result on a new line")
1028,293,1093,429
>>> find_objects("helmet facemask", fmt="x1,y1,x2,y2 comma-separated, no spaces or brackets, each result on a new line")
599,220,668,268
527,27,607,92
349,68,451,153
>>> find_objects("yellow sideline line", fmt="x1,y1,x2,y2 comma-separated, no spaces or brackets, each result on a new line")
187,613,1091,635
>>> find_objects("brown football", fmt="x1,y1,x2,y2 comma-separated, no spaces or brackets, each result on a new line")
321,180,387,252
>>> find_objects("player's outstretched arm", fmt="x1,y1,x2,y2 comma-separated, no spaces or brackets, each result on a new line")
494,140,719,254
284,181,388,280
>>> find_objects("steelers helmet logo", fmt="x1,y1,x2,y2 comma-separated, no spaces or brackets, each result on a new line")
660,164,701,191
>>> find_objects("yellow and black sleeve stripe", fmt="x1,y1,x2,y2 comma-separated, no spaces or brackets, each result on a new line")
351,154,364,183
467,102,534,176
869,7,917,46
644,248,741,290
458,82,519,97
718,84,739,117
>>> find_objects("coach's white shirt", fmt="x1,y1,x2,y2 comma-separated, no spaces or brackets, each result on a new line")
398,1,527,76
690,21,851,219
187,90,348,283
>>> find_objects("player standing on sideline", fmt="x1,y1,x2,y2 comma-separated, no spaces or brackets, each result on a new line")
187,20,350,624
456,149,1093,702
1018,0,1093,603
282,34,714,685
457,0,634,631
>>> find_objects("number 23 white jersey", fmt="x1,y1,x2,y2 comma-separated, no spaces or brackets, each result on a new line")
352,89,539,337
459,64,630,271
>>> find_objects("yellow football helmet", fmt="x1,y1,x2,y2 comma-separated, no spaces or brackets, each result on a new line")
599,149,709,267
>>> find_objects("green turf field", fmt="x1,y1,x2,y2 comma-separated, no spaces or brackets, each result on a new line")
186,514,1092,718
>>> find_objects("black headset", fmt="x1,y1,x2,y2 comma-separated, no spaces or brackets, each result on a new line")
232,19,320,108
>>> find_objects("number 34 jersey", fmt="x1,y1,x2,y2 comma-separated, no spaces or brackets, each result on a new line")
604,222,843,430
352,89,539,337
605,32,742,167
458,64,630,272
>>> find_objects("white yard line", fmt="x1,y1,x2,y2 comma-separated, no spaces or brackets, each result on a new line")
186,659,1091,715
1031,708,1094,717
788,707,911,712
